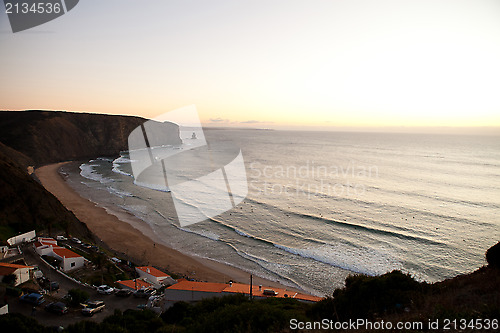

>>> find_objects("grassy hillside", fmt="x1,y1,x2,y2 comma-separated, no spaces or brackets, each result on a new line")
0,143,90,239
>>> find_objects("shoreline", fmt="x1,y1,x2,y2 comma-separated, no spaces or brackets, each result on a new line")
36,161,305,293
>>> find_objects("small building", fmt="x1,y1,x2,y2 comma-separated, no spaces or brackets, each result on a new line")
164,280,228,302
222,282,323,303
117,279,152,290
135,266,176,287
0,262,33,286
33,241,54,256
51,247,85,271
32,238,84,271
7,230,36,246
164,280,323,304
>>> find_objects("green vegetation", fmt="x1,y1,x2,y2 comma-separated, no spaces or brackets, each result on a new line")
486,241,500,268
2,274,17,286
309,270,423,321
41,255,61,268
68,288,90,307
0,225,16,242
161,294,309,333
0,313,52,333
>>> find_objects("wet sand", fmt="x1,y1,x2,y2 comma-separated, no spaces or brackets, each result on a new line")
36,162,298,291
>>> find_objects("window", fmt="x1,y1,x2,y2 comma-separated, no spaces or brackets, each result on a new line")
71,262,75,267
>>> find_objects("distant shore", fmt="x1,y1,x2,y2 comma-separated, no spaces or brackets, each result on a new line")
36,162,302,292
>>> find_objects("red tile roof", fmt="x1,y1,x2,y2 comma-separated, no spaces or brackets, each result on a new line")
52,248,81,259
0,266,16,276
117,279,152,290
0,263,32,276
39,238,58,246
0,262,33,269
222,283,324,302
136,266,170,278
167,280,227,293
167,280,324,302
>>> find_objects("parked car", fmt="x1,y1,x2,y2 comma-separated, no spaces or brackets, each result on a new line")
32,265,43,279
71,237,82,244
19,293,45,305
56,235,67,241
133,288,156,298
45,302,68,315
81,300,105,316
38,278,60,291
115,289,132,297
97,285,114,295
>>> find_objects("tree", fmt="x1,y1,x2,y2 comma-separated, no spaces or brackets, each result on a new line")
2,274,17,286
486,241,500,268
68,288,89,307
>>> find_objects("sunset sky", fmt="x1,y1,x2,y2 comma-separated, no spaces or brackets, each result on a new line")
1,0,500,131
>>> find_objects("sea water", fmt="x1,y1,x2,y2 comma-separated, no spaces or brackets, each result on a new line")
66,130,500,296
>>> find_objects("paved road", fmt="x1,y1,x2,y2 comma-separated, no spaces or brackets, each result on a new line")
6,244,150,328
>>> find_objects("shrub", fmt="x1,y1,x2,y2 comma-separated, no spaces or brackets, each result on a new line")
2,274,17,286
486,241,500,268
68,288,89,307
310,270,421,321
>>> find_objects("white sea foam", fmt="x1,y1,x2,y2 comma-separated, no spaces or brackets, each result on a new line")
133,180,170,192
112,156,134,177
274,243,402,277
79,164,113,184
179,227,220,241
106,186,134,198
112,164,133,177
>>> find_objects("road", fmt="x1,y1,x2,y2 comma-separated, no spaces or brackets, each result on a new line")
5,244,150,328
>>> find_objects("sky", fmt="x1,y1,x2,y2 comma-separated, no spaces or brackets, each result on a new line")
1,0,500,132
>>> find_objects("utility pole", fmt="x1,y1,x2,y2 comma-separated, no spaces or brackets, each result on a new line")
249,274,253,300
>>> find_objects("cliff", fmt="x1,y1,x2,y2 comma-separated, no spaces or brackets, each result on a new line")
0,142,89,237
0,110,182,238
0,110,182,166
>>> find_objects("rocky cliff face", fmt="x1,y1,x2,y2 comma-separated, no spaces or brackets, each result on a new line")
0,110,182,166
0,110,182,237
0,142,88,236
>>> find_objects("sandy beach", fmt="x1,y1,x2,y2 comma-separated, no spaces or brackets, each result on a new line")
36,162,299,291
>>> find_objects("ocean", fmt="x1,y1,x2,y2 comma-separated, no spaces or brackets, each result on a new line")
64,129,500,296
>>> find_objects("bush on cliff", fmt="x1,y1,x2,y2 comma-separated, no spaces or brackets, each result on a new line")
486,241,500,268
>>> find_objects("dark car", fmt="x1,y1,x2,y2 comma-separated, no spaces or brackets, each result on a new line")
19,293,45,305
115,289,132,297
45,302,68,315
39,278,59,291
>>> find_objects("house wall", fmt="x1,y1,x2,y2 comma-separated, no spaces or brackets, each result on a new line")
7,230,36,246
0,267,32,286
60,256,84,271
15,267,31,285
35,245,53,256
164,289,225,302
52,253,84,271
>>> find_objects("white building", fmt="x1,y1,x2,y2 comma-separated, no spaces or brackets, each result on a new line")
0,262,33,286
51,247,85,271
164,280,228,302
135,266,176,287
7,230,36,246
33,237,84,272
